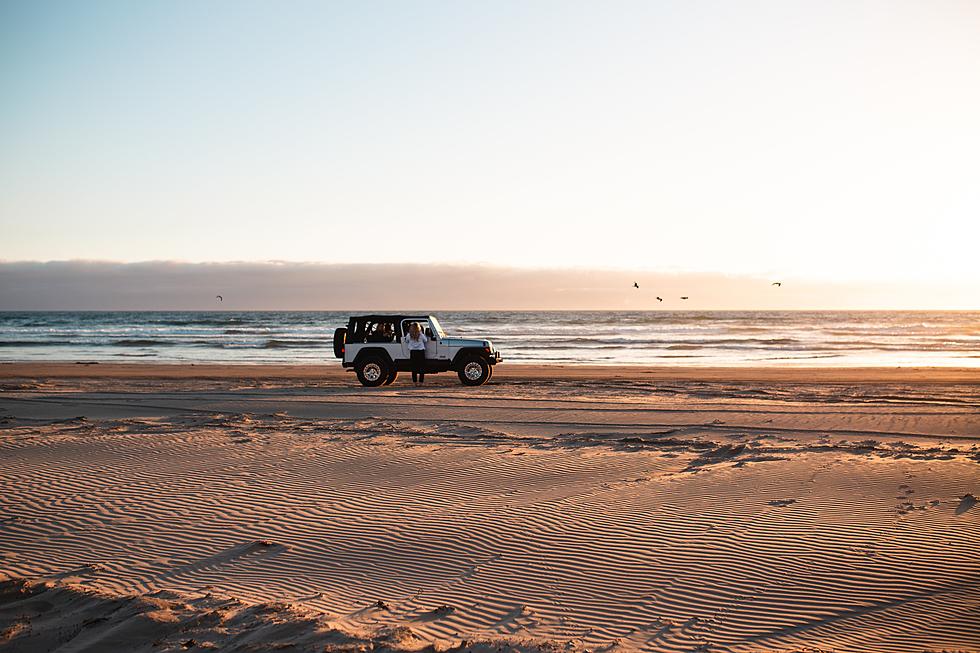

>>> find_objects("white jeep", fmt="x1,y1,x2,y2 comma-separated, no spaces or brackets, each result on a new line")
333,314,502,387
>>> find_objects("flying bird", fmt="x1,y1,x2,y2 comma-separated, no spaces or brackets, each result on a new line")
656,297,663,302
772,282,782,287
680,296,689,300
216,295,223,302
633,282,639,288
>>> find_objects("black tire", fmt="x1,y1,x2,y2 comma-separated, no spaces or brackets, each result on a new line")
457,357,491,386
355,355,390,387
486,365,494,383
383,368,398,386
333,328,347,359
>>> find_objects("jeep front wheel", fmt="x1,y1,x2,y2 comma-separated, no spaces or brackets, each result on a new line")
458,357,491,386
356,355,390,387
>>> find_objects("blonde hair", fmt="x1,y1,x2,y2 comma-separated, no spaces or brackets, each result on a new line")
408,322,422,339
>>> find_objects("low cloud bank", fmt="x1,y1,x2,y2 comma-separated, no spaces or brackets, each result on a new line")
0,261,975,310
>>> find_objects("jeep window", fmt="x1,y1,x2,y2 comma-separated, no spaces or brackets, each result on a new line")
348,319,369,343
401,319,434,340
367,321,397,343
349,319,397,343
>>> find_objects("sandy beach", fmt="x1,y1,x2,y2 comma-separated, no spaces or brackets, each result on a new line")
1,363,978,652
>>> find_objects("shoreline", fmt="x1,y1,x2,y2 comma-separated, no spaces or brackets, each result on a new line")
2,360,979,383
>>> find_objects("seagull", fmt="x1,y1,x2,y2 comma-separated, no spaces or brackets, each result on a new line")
216,295,223,302
680,296,689,300
772,282,781,287
633,282,639,288
656,297,663,302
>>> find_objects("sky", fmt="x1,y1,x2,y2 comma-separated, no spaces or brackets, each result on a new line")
2,261,979,311
2,1,979,308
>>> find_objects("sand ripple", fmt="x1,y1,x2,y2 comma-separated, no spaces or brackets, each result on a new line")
2,407,979,652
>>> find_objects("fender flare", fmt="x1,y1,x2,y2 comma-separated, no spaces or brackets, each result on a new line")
353,347,395,367
451,347,489,371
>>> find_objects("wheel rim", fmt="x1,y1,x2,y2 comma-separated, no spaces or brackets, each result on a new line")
364,363,382,382
464,361,484,381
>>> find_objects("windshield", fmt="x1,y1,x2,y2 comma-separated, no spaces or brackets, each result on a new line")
428,316,447,339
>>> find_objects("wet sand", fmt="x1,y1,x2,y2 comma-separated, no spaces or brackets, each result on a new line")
4,361,980,383
1,363,978,652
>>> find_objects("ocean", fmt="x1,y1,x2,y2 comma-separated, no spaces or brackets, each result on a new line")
1,311,978,367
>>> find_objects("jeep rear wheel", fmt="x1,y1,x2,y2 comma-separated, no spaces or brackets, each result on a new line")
356,355,390,387
458,357,490,386
383,368,399,386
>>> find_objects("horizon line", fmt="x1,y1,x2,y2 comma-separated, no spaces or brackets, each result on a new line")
2,308,979,313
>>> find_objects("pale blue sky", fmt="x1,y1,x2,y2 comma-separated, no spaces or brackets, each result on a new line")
2,1,979,289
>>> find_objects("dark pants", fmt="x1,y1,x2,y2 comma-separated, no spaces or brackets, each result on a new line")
410,349,426,383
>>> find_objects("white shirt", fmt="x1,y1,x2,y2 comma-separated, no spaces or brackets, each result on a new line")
406,332,428,350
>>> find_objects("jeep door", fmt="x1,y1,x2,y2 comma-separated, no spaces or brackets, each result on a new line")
350,319,400,363
400,319,441,361
370,320,401,363
425,316,449,362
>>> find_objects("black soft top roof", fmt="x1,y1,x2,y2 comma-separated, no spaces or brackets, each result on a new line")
348,314,430,322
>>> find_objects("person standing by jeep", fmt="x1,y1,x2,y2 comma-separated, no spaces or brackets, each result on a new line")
406,321,428,386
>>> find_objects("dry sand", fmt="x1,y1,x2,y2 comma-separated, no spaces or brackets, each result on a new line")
1,363,978,652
